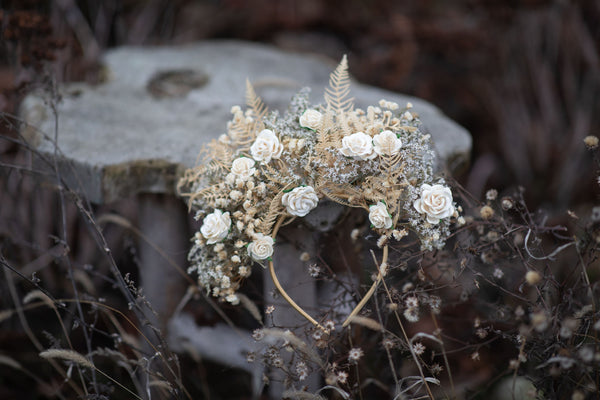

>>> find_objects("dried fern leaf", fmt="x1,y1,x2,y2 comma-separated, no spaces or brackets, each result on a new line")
324,55,354,113
323,185,366,209
228,112,256,147
257,189,288,234
261,160,297,188
245,79,268,121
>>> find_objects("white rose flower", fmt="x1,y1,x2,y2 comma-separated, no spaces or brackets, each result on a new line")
299,109,323,130
339,132,376,160
369,201,393,229
247,233,274,261
413,184,455,224
281,186,319,217
250,129,283,163
200,209,231,244
231,157,256,181
373,130,402,156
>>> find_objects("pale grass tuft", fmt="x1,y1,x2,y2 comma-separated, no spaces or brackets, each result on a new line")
0,309,14,323
149,380,173,390
22,290,55,309
39,349,94,369
0,354,23,370
237,293,263,325
345,315,383,331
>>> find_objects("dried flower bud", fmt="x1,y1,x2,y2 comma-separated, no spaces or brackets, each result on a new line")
480,205,494,219
583,135,599,149
485,189,498,201
525,270,542,285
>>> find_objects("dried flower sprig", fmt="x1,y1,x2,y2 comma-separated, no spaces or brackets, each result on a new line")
178,56,456,326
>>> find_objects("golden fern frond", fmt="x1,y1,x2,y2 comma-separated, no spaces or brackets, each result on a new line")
205,140,234,166
379,152,404,172
228,117,254,148
322,191,359,208
245,79,268,121
318,181,366,208
315,113,335,153
261,160,296,188
178,160,224,194
324,55,354,113
257,190,287,235
186,184,230,206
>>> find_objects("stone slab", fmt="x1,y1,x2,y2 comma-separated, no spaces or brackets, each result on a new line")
21,40,471,204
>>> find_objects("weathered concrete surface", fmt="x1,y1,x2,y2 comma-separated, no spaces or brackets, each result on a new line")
21,40,471,204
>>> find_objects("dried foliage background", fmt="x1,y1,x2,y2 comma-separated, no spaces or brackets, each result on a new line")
1,1,599,399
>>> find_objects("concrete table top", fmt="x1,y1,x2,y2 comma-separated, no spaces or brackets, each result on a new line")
21,40,471,204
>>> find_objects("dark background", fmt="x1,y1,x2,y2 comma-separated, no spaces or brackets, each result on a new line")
1,2,599,399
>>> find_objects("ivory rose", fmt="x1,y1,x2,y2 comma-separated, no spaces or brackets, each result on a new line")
250,129,284,163
281,186,319,217
201,209,231,244
299,109,323,130
373,130,402,156
230,157,256,181
247,233,274,261
369,201,393,229
413,184,455,224
339,132,376,160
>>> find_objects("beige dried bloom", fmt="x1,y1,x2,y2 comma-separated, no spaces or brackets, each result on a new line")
412,342,426,355
404,307,420,322
414,184,455,224
200,210,231,244
226,293,239,305
339,131,376,160
392,228,408,240
485,189,498,201
501,197,514,210
348,347,364,363
369,201,393,229
281,186,319,217
250,129,283,163
531,310,549,332
480,205,495,219
299,109,323,130
584,135,599,149
525,270,542,285
247,233,274,261
373,130,402,156
295,361,309,381
230,157,256,181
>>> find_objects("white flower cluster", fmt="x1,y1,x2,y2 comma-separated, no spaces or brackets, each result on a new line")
180,57,457,304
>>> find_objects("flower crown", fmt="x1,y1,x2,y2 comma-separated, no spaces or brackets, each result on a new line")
178,56,456,314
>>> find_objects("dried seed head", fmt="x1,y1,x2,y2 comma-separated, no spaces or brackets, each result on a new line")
485,189,498,201
584,135,599,149
480,205,495,219
501,197,514,210
525,270,542,285
348,347,364,363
